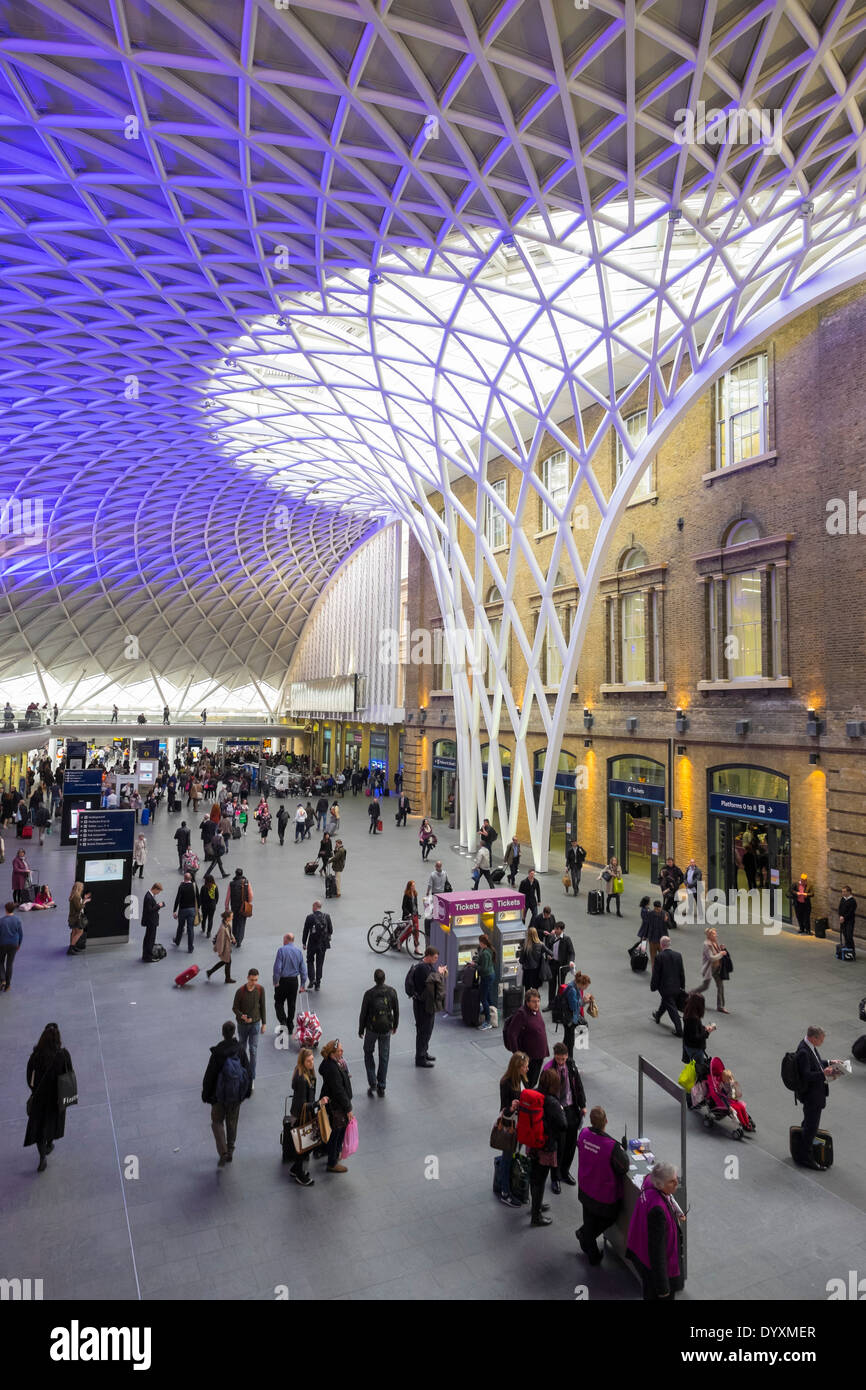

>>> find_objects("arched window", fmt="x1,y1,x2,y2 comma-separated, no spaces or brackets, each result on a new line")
703,518,786,682
725,519,760,547
613,546,657,684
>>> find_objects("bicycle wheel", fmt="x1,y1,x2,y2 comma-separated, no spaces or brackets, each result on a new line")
404,927,425,959
367,923,392,953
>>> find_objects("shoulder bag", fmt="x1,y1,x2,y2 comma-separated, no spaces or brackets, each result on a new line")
489,1110,518,1154
57,1056,79,1110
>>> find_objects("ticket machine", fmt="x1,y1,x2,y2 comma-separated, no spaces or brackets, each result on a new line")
430,889,525,1013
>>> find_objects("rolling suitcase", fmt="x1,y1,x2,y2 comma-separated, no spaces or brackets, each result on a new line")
503,984,523,1019
836,944,855,961
852,1035,866,1063
150,943,166,961
141,807,150,826
304,861,318,875
324,872,337,900
789,1125,833,1169
813,916,827,939
628,942,649,972
490,866,506,884
21,825,33,839
174,964,200,988
587,890,604,915
460,963,480,1027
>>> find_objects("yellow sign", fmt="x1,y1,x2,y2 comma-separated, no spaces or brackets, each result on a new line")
453,913,479,927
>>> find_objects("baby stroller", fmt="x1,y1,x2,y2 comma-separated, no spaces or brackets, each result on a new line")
296,1010,322,1048
692,1056,755,1140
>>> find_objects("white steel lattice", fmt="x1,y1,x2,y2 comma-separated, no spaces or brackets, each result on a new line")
0,1,864,850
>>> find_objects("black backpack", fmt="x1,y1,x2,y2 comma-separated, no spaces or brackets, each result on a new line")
780,1051,800,1095
551,986,569,1027
369,988,395,1034
404,963,420,999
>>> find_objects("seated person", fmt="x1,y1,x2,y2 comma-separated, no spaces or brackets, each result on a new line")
32,884,57,909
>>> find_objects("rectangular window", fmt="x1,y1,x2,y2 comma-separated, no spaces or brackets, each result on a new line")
621,590,647,684
486,616,503,689
727,570,762,678
432,629,452,692
716,354,769,469
485,479,507,551
437,506,451,569
707,579,718,680
539,450,569,532
770,568,781,677
616,410,653,500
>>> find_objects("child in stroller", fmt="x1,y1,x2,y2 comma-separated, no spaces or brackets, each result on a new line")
696,1056,755,1137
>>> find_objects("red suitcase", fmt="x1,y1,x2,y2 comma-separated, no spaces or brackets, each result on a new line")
21,825,33,839
377,819,383,832
174,965,200,988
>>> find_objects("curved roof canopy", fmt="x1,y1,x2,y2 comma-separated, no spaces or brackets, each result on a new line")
0,0,865,710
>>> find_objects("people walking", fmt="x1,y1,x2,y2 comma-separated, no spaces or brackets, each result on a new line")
287,1047,319,1186
565,838,587,895
397,880,420,952
24,1022,75,1172
67,881,91,955
626,1162,685,1300
132,832,147,878
408,945,447,1067
319,1040,353,1173
542,1043,586,1190
294,803,307,842
226,867,252,948
172,871,199,952
0,901,23,991
302,900,332,991
598,856,623,916
472,843,493,889
233,969,266,1091
208,828,229,878
503,987,550,1087
427,860,448,896
174,820,191,872
791,872,814,935
518,869,541,922
839,887,857,957
650,936,685,1036
575,1106,630,1265
201,1020,251,1166
358,967,399,1097
659,857,684,917
207,911,237,983
505,837,521,887
315,794,329,832
543,920,575,1010
681,991,715,1067
255,801,272,845
368,796,381,834
276,804,289,846
476,932,497,1030
683,858,703,918
331,840,346,897
694,926,729,1013
643,899,670,968
395,791,411,826
317,831,332,876
419,819,436,861
273,932,307,1034
199,871,219,938
528,1068,566,1227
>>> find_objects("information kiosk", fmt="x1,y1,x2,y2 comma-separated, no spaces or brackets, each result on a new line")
60,768,104,847
75,809,135,946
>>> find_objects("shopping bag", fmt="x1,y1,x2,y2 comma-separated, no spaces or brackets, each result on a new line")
678,1060,697,1091
316,1102,332,1143
290,1104,322,1155
57,1066,79,1110
377,819,383,832
341,1115,359,1157
562,873,571,889
612,876,624,894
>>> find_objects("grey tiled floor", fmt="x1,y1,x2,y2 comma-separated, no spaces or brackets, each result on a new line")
1,796,865,1301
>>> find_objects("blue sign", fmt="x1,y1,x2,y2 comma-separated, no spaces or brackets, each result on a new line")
63,768,104,794
534,771,577,791
481,763,511,780
433,756,457,772
187,737,203,749
226,739,260,748
136,739,160,757
608,778,665,805
709,792,789,825
77,810,135,853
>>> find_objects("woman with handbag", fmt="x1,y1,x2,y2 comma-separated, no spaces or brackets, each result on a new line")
25,1022,75,1172
206,911,237,983
318,1039,353,1173
597,856,623,917
681,992,715,1070
67,882,91,955
288,1048,321,1187
694,926,729,1013
12,848,30,905
497,1051,528,1206
529,1068,567,1227
199,872,219,938
519,926,544,989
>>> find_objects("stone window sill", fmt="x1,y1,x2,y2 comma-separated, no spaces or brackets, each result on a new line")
600,682,667,694
703,450,777,484
626,491,658,508
696,677,792,692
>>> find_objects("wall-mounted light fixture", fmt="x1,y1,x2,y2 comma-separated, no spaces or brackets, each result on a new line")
584,738,592,749
809,752,820,765
735,719,750,736
418,709,427,725
625,717,638,733
806,707,825,736
675,707,688,734
583,707,593,731
677,744,687,756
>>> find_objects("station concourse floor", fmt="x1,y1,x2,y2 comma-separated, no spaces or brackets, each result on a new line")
1,794,865,1303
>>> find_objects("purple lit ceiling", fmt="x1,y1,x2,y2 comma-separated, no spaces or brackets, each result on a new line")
0,0,864,713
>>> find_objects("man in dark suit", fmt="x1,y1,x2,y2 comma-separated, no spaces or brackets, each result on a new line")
395,792,412,827
480,819,498,857
543,919,576,1010
142,882,165,963
795,1027,835,1170
650,936,685,1036
565,839,587,895
519,870,541,923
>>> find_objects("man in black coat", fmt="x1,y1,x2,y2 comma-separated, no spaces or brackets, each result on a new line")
480,819,498,856
565,839,587,895
201,1020,251,1167
795,1027,834,1170
643,900,670,967
545,1043,586,1189
358,967,400,1097
650,936,685,1036
302,900,333,991
174,820,190,870
519,870,542,923
659,857,684,917
141,882,164,963
543,920,576,1010
395,792,412,827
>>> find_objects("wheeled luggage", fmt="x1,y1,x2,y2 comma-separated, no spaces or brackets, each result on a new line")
628,941,649,972
21,825,33,839
852,1035,866,1063
150,943,167,961
587,889,604,915
304,861,318,875
813,916,828,939
141,807,150,826
174,964,200,988
296,1010,322,1046
324,872,337,899
460,963,480,1027
502,984,523,1019
836,944,855,961
789,1125,834,1169
232,824,241,839
377,819,383,832
490,866,506,885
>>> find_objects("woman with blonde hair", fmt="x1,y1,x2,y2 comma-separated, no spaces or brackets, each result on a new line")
287,1047,321,1187
519,925,544,989
67,881,91,955
318,1039,353,1173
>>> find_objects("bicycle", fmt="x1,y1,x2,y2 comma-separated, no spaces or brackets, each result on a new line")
367,908,425,958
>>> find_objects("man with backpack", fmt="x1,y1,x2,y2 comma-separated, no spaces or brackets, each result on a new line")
201,1020,252,1167
225,868,252,948
407,946,447,1067
302,900,332,991
174,820,191,871
358,967,399,1096
503,988,550,1087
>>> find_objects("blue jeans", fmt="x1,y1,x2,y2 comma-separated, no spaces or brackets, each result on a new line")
479,973,497,1024
363,1030,391,1090
237,1019,260,1079
174,908,195,950
295,822,305,841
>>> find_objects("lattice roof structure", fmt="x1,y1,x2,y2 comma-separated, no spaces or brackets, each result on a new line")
0,0,865,843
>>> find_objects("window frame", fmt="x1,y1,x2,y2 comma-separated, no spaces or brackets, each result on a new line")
715,353,769,471
615,409,654,501
485,478,508,552
538,450,569,533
